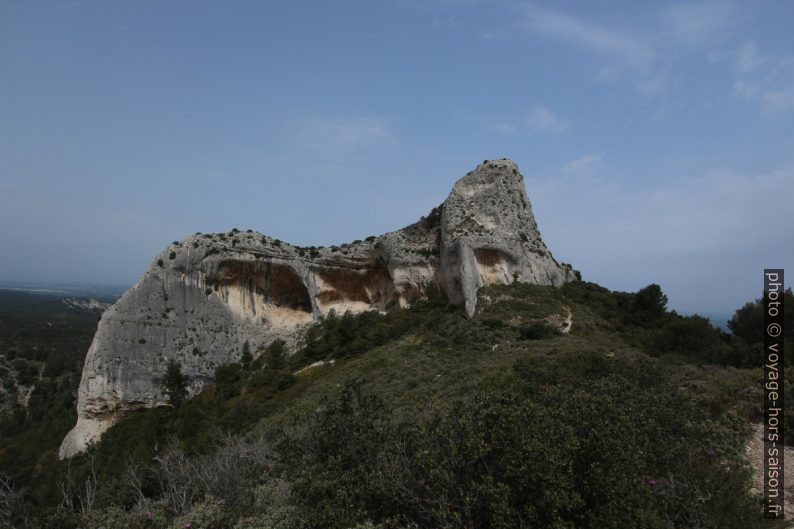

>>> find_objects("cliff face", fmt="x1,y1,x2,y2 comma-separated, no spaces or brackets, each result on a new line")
439,160,573,315
59,159,576,458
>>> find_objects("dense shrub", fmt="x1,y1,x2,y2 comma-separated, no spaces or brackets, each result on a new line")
284,381,391,529
84,506,130,529
649,315,732,363
517,321,560,340
422,204,443,230
729,299,766,344
171,496,226,529
626,283,668,327
727,288,792,367
561,281,633,323
283,356,759,529
264,340,286,370
12,358,39,385
302,311,396,362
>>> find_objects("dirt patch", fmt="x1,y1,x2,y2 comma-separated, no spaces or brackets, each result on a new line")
544,306,573,334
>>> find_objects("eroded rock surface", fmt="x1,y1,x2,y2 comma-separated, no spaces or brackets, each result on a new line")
59,158,576,458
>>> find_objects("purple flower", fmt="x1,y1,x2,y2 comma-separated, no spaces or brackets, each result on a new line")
648,479,657,487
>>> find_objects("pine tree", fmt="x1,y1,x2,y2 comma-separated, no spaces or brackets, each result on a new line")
162,360,188,407
267,340,286,370
241,341,253,367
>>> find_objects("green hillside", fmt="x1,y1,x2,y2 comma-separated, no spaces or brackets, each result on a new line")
1,283,791,529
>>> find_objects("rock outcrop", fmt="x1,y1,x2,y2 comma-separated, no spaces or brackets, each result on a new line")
59,159,576,458
63,298,112,312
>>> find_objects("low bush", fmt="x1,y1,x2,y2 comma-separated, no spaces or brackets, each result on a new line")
518,321,560,340
283,357,759,529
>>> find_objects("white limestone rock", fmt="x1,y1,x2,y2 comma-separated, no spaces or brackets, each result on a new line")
438,159,575,316
59,158,576,458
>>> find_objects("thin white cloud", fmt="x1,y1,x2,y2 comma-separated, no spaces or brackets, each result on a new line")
481,105,571,135
518,3,678,98
762,88,794,115
731,42,794,115
562,154,602,177
477,29,510,41
487,118,518,134
528,164,794,313
517,2,742,100
735,41,765,75
294,116,395,153
534,164,794,257
261,115,397,171
659,1,737,47
521,3,654,70
526,105,571,133
432,15,459,30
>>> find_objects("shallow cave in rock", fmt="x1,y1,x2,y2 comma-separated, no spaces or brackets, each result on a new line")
315,265,395,308
214,260,312,313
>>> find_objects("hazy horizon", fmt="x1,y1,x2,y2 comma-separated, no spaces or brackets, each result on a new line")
1,1,792,318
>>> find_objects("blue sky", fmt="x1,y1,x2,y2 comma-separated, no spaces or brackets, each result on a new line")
1,0,792,318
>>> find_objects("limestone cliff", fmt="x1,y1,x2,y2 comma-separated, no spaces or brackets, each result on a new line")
59,159,576,458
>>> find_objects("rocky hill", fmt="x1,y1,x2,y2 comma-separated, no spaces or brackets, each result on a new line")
59,159,577,458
